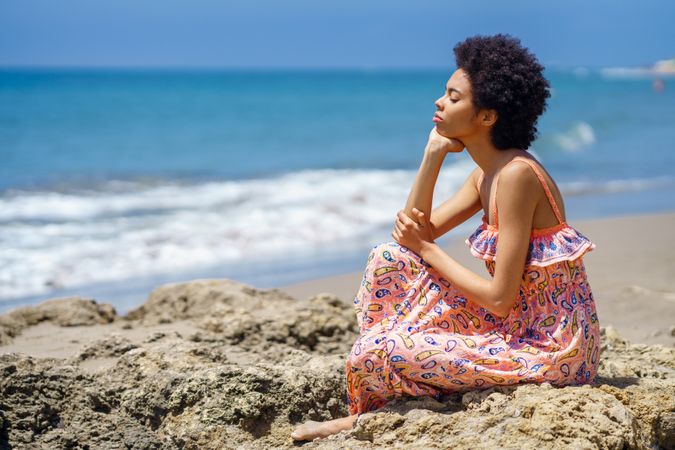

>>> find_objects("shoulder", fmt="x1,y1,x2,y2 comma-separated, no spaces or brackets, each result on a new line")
495,160,542,215
497,159,541,194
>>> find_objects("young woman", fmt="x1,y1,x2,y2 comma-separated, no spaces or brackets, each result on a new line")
292,33,600,441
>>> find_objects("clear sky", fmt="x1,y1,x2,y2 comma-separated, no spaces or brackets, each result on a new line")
1,0,673,69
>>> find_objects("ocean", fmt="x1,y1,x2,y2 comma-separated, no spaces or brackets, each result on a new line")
1,67,674,313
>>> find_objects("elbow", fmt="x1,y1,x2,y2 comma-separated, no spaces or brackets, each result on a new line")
495,298,517,319
489,294,517,319
487,283,521,319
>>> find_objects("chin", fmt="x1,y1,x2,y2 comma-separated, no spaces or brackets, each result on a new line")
436,126,453,137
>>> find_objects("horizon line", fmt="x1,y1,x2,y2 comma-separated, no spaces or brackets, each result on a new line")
0,62,634,72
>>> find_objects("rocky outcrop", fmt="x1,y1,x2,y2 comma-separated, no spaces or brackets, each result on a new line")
0,297,116,345
0,279,673,449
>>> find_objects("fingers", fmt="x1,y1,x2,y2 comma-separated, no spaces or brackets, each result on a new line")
393,219,405,235
413,208,427,228
396,210,416,226
411,208,427,226
391,223,402,241
394,210,410,241
398,209,429,230
396,208,430,232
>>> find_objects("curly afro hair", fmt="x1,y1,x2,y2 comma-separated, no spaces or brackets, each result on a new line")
453,33,551,151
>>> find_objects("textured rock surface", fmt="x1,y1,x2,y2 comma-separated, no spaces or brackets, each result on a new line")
1,278,673,449
0,297,116,345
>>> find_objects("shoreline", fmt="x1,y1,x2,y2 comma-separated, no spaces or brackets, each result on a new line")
1,183,675,314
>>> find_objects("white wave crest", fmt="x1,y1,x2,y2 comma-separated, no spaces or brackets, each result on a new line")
553,122,595,152
0,161,475,300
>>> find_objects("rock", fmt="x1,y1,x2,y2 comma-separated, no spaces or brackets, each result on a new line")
657,412,675,450
324,384,638,449
0,278,673,449
0,297,116,345
73,333,138,361
601,325,628,348
124,279,297,324
0,353,165,449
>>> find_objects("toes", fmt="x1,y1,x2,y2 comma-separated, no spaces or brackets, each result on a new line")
290,421,319,441
291,429,307,440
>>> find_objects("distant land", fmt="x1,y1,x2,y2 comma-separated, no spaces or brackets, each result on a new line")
600,57,675,78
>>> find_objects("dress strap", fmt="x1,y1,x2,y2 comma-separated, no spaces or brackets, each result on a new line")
476,171,484,192
492,156,564,227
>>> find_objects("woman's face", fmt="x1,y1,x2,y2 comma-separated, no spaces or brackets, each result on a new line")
433,68,480,140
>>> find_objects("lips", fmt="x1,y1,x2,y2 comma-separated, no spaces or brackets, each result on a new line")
434,113,442,121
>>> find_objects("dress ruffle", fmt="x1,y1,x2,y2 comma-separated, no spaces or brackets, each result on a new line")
465,221,596,267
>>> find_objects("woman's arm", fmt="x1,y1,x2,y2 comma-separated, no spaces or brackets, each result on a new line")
428,168,483,240
402,149,446,224
402,129,465,227
418,162,540,318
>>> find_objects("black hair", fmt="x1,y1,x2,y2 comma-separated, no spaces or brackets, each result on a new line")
453,33,551,150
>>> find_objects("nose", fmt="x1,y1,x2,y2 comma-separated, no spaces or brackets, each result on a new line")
434,96,443,109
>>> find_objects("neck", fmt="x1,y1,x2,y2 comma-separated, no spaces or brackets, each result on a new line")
462,134,525,177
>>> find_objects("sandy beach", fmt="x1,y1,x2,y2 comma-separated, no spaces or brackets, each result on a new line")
1,210,674,449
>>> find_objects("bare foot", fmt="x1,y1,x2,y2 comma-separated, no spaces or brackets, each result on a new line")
290,414,359,441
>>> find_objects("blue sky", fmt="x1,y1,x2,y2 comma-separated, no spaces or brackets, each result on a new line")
1,0,672,69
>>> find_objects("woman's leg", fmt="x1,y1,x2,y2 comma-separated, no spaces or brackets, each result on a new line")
346,243,508,415
346,241,444,416
345,326,443,416
291,242,419,440
353,241,427,334
290,414,359,441
292,242,437,439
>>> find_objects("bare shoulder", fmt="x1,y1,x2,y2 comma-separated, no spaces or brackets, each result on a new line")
495,160,542,214
498,160,541,193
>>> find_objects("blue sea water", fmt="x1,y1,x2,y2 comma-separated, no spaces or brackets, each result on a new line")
1,67,674,313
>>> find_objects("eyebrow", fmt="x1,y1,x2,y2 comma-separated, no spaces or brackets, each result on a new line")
446,86,462,95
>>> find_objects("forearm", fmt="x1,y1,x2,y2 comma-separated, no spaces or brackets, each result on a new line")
403,148,446,221
419,241,507,318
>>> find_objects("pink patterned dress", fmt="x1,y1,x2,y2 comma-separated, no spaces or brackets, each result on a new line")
345,156,600,416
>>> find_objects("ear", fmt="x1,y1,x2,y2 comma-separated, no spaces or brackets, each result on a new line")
481,109,498,127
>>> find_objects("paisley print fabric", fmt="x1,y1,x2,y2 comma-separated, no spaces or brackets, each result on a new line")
345,156,600,416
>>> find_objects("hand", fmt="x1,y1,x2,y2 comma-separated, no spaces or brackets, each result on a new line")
427,127,465,154
391,208,435,255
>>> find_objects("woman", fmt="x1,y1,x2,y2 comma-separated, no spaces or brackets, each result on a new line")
292,33,600,441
